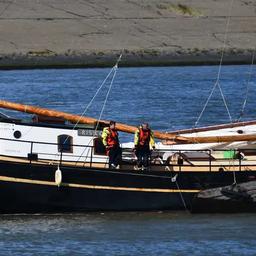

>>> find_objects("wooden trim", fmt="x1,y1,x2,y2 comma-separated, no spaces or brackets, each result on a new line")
184,134,256,144
163,134,256,144
0,175,200,193
166,120,256,135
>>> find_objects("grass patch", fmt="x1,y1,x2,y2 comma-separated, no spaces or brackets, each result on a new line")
136,49,160,57
27,49,56,57
157,3,203,17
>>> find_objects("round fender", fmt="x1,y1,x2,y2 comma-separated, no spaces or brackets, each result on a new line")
55,167,62,187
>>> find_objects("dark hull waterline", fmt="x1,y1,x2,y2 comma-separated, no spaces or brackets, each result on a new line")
0,160,256,213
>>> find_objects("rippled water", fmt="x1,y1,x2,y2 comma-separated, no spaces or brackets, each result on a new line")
0,65,256,255
0,65,256,141
1,212,256,256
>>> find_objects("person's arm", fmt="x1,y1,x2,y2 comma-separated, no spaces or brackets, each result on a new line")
102,128,109,147
134,129,139,147
150,130,155,149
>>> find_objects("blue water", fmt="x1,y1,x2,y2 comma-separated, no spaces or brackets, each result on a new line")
1,212,256,256
0,65,256,255
0,65,256,141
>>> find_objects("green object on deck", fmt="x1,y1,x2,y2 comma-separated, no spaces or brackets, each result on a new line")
223,150,236,159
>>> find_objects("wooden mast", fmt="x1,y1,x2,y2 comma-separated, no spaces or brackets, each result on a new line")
165,120,256,135
0,100,188,141
163,134,256,144
1,100,256,144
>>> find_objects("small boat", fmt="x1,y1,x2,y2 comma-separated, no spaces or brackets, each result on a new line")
191,180,256,213
1,99,256,213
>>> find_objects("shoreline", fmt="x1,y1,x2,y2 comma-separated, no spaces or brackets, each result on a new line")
0,49,254,70
0,1,255,70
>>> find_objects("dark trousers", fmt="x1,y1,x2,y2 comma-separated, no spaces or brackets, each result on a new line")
108,146,122,168
136,146,150,168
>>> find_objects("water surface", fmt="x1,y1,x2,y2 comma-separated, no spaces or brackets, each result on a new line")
0,65,255,140
1,212,256,256
0,65,256,255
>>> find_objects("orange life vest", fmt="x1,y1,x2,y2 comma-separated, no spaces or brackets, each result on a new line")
139,128,150,146
107,128,119,147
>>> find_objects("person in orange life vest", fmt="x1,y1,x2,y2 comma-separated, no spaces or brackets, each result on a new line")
102,120,121,169
134,122,155,170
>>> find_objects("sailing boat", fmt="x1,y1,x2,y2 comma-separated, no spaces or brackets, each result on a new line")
0,50,255,213
1,90,256,213
0,0,255,213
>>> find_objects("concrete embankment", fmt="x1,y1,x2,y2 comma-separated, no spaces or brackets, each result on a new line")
0,0,255,68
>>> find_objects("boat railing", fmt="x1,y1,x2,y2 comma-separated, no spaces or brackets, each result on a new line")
0,137,256,171
0,137,109,167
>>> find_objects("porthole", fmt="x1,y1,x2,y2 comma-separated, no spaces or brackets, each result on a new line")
13,130,22,139
58,134,73,153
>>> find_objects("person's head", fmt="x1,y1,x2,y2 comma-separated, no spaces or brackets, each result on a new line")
109,120,116,129
141,122,149,131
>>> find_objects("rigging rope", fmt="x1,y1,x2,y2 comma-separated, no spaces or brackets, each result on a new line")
77,68,120,165
194,82,218,127
94,64,118,134
215,0,234,84
237,48,256,121
66,52,123,138
217,82,232,122
170,173,189,212
50,54,122,165
76,54,122,164
59,61,116,157
94,53,122,133
194,0,234,127
72,65,116,129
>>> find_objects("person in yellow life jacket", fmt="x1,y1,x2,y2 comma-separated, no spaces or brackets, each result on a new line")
102,120,122,169
134,122,155,170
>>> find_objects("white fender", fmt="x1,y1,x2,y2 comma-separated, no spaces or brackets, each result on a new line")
171,174,178,183
55,167,62,187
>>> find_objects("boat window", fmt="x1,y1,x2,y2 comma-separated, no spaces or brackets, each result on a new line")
58,134,73,153
13,130,22,139
93,138,106,155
